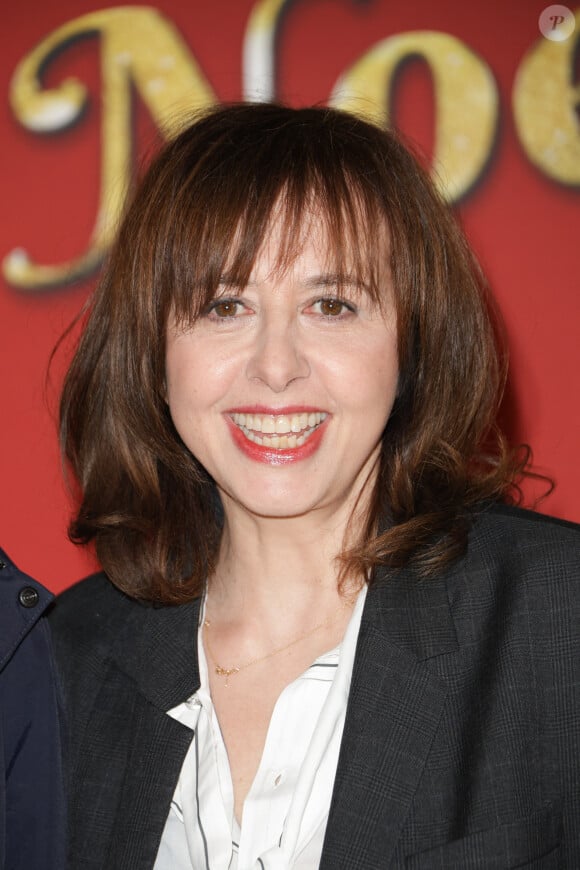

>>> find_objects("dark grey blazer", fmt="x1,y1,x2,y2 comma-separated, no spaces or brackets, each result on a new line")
49,504,580,868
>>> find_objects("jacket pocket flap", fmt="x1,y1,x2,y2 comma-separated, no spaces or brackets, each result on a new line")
405,806,561,869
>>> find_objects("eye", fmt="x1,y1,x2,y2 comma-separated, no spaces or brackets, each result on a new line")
206,298,246,319
310,297,355,318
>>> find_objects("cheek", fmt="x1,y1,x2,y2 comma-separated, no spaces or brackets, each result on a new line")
376,349,400,400
327,339,398,411
370,329,399,392
165,353,205,438
165,349,242,451
356,358,399,434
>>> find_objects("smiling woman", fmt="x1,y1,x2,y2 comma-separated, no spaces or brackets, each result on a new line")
165,213,398,520
49,104,580,869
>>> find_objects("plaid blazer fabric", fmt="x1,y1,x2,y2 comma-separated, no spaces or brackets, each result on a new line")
50,504,580,868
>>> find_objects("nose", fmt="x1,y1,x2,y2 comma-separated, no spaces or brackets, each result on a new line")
245,316,310,392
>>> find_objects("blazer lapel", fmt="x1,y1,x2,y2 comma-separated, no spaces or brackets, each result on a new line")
321,567,458,869
70,596,203,869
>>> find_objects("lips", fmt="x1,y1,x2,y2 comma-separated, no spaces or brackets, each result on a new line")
229,411,327,448
225,408,329,464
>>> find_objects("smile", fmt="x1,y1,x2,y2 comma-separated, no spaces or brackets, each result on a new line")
229,411,327,449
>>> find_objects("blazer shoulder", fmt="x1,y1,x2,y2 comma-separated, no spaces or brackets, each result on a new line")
471,503,580,564
50,569,132,626
48,572,142,675
482,502,580,534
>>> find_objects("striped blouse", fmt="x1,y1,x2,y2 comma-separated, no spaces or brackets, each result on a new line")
154,586,366,869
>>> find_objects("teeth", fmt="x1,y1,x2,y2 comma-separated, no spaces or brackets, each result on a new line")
230,411,327,450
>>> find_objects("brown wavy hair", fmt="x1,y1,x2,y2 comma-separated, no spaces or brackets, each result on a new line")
60,102,526,602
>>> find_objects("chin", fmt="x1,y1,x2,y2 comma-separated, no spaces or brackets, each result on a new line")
245,499,315,520
222,485,321,520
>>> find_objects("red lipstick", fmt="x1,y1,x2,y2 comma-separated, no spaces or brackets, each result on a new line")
224,408,329,465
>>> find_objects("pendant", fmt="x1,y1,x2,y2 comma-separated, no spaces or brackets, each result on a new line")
215,665,240,687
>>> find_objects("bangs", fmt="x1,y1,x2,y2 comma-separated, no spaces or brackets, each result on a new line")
154,110,392,326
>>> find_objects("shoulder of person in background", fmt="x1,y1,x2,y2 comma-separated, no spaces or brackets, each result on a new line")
0,547,66,870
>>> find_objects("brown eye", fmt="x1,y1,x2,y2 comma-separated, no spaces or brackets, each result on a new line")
316,298,350,317
209,299,241,318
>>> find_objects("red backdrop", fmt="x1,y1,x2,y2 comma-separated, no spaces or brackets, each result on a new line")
1,0,579,592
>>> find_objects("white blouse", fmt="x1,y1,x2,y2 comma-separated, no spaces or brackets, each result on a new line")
154,586,366,870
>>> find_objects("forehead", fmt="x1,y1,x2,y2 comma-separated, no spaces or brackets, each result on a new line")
230,198,391,284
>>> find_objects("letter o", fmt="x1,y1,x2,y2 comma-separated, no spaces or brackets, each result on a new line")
330,31,499,203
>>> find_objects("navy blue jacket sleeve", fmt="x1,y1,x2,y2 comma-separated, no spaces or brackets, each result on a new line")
0,549,66,870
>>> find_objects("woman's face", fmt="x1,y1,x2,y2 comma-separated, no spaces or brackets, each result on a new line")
165,214,399,525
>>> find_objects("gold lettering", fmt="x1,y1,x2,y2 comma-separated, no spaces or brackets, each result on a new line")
330,31,498,202
513,8,580,185
5,7,216,290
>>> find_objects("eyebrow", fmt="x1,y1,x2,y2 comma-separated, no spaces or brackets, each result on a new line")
217,272,368,292
303,273,367,292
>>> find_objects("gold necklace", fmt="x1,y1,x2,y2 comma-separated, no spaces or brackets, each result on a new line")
203,600,354,687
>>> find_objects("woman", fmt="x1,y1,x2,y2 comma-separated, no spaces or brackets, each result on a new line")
50,103,580,868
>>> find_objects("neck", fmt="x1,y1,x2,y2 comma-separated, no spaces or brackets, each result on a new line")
208,502,365,622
